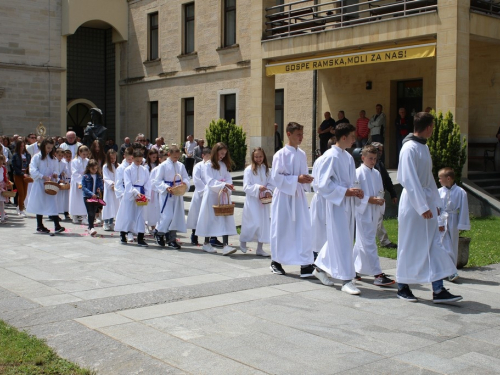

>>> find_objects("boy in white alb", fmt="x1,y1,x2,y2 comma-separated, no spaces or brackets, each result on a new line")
353,145,395,286
270,122,315,277
115,147,133,241
313,123,364,295
152,145,190,248
396,112,462,304
437,167,470,282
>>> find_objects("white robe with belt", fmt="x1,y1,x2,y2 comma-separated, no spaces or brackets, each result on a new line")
353,164,385,276
114,161,130,201
102,164,120,220
69,157,88,216
152,159,190,234
26,154,59,216
195,161,237,237
114,164,151,234
186,161,207,229
397,140,457,284
314,146,358,280
270,145,312,266
56,159,69,213
239,164,274,243
310,154,327,253
145,165,161,227
438,184,470,265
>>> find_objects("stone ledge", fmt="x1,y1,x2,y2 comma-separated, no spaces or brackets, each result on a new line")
216,44,240,54
177,52,198,60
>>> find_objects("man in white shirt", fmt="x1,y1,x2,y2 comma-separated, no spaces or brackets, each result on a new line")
184,134,196,177
59,131,82,158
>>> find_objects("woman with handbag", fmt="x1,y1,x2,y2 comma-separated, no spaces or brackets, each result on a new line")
82,159,104,237
11,140,31,217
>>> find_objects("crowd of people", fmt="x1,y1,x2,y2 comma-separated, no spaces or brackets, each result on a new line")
0,112,471,303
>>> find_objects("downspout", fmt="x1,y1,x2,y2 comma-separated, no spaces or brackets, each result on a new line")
312,69,317,163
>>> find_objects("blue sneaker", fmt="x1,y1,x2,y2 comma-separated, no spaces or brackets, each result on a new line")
210,237,224,248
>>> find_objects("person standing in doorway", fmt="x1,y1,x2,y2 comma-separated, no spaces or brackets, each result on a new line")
274,123,283,153
317,112,336,155
184,135,196,177
395,107,413,162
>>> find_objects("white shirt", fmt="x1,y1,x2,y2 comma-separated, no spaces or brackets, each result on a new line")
185,141,196,157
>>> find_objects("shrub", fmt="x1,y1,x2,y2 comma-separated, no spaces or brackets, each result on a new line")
206,119,247,170
427,110,467,185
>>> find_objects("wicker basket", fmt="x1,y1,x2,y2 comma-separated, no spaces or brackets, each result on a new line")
259,189,273,205
1,190,17,198
44,181,59,196
213,188,235,216
170,173,187,196
136,195,148,206
58,183,70,191
24,176,34,183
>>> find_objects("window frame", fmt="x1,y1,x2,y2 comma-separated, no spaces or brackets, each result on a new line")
183,97,195,139
184,3,195,54
223,0,236,47
149,12,159,61
150,101,159,141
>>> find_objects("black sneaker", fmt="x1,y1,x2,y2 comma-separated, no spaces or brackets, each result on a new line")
191,233,198,245
154,233,166,247
36,227,50,234
54,226,65,233
64,214,71,221
397,285,418,302
120,233,127,245
374,273,395,286
270,261,286,275
433,288,463,304
354,273,362,281
313,251,318,261
382,243,398,249
167,241,181,250
210,238,224,248
137,240,149,247
300,264,315,278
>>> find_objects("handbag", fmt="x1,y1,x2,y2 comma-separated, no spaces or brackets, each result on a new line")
86,191,106,207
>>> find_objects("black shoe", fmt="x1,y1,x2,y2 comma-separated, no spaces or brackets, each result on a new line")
168,241,181,250
36,227,50,234
382,243,398,249
137,239,149,247
354,273,362,281
120,233,127,245
270,261,286,275
300,264,315,278
313,251,318,261
374,273,395,286
397,285,418,302
64,213,71,221
191,234,198,245
154,233,166,247
433,288,463,304
54,226,65,233
210,238,224,248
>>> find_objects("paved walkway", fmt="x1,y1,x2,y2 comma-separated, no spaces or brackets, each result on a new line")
1,203,500,374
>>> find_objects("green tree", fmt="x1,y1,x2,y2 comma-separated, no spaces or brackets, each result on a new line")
427,110,467,185
206,118,247,170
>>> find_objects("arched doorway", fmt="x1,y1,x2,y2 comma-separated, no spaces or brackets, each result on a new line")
67,99,97,139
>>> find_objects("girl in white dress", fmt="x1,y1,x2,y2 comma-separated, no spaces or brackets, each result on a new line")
26,138,65,234
69,145,89,224
145,148,160,233
102,150,120,231
239,148,274,257
195,142,238,255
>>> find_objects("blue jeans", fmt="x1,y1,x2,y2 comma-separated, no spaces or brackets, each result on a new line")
398,280,444,293
104,218,114,224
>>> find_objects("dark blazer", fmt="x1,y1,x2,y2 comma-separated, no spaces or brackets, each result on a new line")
12,152,31,176
81,173,104,199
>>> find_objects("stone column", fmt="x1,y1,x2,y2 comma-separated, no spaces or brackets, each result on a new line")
60,36,68,136
248,0,276,160
435,0,469,173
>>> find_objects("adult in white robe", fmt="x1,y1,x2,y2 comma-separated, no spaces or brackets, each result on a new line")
270,145,312,266
114,163,151,235
314,146,358,280
195,161,237,237
310,154,327,254
69,156,88,217
102,163,120,222
240,164,274,244
26,153,59,216
353,164,385,276
186,160,207,229
397,139,457,284
438,184,470,265
152,158,190,236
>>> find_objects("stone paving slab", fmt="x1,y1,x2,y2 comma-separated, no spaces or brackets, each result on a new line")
1,203,500,374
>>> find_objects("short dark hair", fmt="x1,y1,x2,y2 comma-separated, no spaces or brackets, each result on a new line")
133,149,144,158
438,167,455,180
202,147,211,155
286,122,303,134
335,123,356,140
413,112,434,133
361,144,378,156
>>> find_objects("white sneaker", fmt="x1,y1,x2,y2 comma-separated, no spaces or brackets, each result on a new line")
110,223,115,232
81,216,89,225
16,207,21,215
95,218,102,225
72,216,80,224
341,280,361,295
239,243,248,253
127,233,134,243
202,243,217,253
89,228,97,237
255,248,271,257
103,223,111,231
313,269,335,286
222,245,237,256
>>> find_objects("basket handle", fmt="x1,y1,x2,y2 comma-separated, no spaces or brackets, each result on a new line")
173,173,183,187
259,189,273,198
218,188,231,205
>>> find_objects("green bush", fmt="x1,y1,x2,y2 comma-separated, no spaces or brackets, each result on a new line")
427,110,467,185
206,118,247,170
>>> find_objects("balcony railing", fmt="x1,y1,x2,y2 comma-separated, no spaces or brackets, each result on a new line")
264,0,438,40
470,0,500,17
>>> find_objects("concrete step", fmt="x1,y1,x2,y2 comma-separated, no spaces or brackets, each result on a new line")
471,178,500,188
483,186,500,195
468,171,500,181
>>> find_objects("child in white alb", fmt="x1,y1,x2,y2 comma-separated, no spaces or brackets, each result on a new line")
102,150,120,231
115,147,134,241
69,145,89,224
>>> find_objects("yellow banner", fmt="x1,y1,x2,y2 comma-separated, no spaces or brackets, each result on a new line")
266,43,436,76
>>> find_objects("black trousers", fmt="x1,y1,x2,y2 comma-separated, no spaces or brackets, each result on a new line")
84,199,98,229
37,214,60,228
185,157,194,176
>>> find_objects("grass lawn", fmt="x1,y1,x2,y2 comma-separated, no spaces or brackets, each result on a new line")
0,320,93,375
378,216,500,268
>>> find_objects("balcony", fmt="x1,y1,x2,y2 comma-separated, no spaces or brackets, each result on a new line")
470,0,500,18
264,0,438,40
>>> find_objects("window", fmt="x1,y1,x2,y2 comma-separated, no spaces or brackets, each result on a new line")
184,3,195,54
275,89,284,137
224,0,236,46
222,94,236,122
184,98,194,138
149,13,159,60
150,101,158,140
